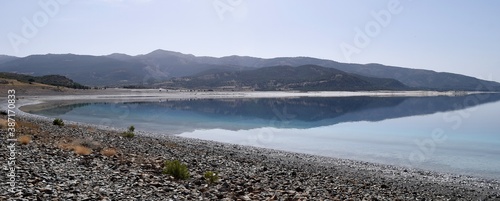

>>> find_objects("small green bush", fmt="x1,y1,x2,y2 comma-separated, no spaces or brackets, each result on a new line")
122,125,135,138
122,131,135,138
163,160,189,180
204,171,219,184
53,118,64,127
128,125,135,132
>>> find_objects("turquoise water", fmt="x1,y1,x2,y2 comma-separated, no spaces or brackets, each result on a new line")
30,94,500,179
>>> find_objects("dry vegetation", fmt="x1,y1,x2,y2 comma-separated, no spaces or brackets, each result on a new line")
2,117,118,159
57,138,96,156
0,119,8,129
73,145,93,155
0,78,54,87
0,78,82,96
15,120,41,135
100,148,117,157
57,141,76,151
17,135,32,145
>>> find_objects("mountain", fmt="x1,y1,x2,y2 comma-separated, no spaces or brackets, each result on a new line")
131,49,252,81
164,65,408,91
0,49,499,91
0,54,147,86
0,55,18,64
189,56,500,91
0,72,89,89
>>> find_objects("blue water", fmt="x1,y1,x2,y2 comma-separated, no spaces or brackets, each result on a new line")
29,94,500,179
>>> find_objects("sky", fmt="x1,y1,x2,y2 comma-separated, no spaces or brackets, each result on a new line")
1,0,499,81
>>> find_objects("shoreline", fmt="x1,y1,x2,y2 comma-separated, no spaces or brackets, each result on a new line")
1,93,500,199
16,89,492,100
16,89,496,112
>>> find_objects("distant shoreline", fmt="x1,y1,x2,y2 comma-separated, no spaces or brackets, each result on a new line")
12,89,490,112
18,88,495,100
15,89,497,117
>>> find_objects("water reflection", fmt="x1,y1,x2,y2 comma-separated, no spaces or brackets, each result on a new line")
28,93,500,134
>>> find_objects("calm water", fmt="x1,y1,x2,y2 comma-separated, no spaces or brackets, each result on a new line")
30,94,500,179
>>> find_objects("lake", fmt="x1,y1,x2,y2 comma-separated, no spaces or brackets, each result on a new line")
29,93,500,180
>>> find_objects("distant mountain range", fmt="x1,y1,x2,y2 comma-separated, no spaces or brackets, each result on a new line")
165,65,407,91
1,49,499,91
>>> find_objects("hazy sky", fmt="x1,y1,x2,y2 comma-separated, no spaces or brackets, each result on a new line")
1,0,499,81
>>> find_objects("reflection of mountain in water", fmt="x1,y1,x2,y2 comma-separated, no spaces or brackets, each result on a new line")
150,97,406,122
144,93,500,128
36,103,92,116
31,93,500,132
325,93,500,126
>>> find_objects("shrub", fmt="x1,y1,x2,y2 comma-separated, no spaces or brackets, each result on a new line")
204,171,219,184
122,131,135,138
100,148,117,157
58,142,75,151
53,118,64,127
73,145,92,155
15,121,40,135
0,119,8,129
163,160,189,180
122,125,135,138
17,135,31,145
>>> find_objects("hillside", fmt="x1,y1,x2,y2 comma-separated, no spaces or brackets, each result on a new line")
0,50,499,91
0,54,147,86
192,55,500,91
0,72,89,89
163,65,408,91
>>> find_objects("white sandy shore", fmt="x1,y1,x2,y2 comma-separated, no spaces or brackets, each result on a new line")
15,89,487,102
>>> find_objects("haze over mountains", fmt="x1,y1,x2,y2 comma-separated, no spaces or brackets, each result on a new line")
0,49,499,91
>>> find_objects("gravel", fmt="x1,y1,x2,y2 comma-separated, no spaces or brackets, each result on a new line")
1,108,499,200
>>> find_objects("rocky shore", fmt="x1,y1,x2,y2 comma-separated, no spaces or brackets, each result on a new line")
1,113,500,200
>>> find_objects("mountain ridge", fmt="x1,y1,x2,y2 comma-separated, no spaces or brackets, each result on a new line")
163,65,408,91
0,50,499,91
